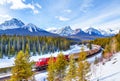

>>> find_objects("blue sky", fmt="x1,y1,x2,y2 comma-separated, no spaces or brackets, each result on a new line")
0,0,120,30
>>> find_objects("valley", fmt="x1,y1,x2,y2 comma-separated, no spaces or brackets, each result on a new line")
0,0,120,80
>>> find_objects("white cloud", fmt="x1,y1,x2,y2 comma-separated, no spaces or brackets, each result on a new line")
95,19,120,30
46,27,57,31
55,16,70,21
71,7,120,30
0,14,12,23
33,9,39,14
0,0,41,14
64,9,72,13
22,0,25,2
80,0,93,12
0,0,6,5
35,3,42,9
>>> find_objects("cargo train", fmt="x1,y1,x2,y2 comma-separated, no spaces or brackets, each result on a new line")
35,45,101,71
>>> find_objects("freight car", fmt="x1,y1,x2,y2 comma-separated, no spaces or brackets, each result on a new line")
72,45,101,59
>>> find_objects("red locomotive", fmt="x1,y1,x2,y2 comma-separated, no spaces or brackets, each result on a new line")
35,55,69,71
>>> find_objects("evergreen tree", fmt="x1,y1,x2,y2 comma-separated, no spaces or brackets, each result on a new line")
110,37,118,53
10,46,15,57
103,44,111,58
10,51,33,81
64,55,76,81
25,43,30,53
33,43,36,56
22,37,25,52
47,56,56,81
79,47,87,61
8,40,11,58
88,42,92,50
55,53,67,81
38,44,41,55
0,52,2,58
0,38,3,58
77,48,90,81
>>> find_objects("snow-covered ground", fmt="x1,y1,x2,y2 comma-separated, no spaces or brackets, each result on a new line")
90,52,120,81
0,58,14,69
35,72,47,81
0,44,89,69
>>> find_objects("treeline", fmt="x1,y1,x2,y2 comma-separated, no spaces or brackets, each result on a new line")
92,32,120,58
0,35,71,58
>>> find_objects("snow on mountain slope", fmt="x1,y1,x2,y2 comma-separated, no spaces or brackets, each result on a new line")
73,28,83,34
48,26,119,37
59,26,74,36
85,27,102,36
0,18,24,30
99,28,119,36
47,28,59,34
22,23,44,32
0,18,57,36
47,26,74,36
0,18,44,32
91,52,120,81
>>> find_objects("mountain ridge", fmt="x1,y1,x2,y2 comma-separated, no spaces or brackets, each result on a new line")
0,18,119,41
47,26,118,37
0,18,58,36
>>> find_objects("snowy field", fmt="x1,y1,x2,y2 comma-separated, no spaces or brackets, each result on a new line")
0,44,90,69
90,52,120,81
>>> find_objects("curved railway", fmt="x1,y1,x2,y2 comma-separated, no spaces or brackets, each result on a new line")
35,45,102,70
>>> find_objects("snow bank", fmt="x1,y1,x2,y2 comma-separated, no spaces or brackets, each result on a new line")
0,58,14,68
91,52,120,81
35,72,47,81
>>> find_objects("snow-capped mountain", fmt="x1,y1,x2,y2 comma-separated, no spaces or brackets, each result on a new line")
47,26,120,40
0,18,58,36
84,27,102,36
99,28,118,36
48,26,103,37
0,18,25,30
49,26,74,36
59,26,74,36
73,28,88,36
22,23,45,32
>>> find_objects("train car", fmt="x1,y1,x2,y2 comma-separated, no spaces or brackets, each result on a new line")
69,45,101,60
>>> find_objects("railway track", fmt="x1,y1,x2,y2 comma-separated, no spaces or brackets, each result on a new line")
0,70,47,81
0,75,11,81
